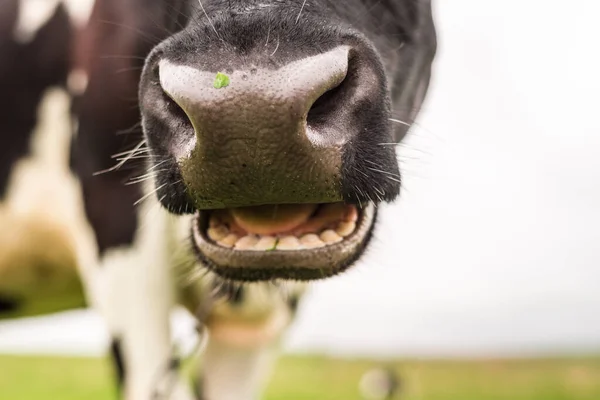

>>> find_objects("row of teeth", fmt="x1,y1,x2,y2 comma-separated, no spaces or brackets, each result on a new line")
207,220,357,251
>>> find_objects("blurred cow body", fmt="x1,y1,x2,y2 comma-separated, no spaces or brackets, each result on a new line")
0,1,88,317
0,1,436,399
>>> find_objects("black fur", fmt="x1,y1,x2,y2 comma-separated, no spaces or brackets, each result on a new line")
0,295,21,314
139,0,435,211
110,337,127,391
69,0,184,254
0,1,72,196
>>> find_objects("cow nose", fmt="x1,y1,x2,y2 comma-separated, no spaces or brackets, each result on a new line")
157,46,354,209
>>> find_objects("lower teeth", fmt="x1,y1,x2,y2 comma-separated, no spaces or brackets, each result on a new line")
320,229,343,244
254,236,277,251
234,235,259,250
217,233,239,248
300,234,325,249
276,236,302,250
206,210,357,251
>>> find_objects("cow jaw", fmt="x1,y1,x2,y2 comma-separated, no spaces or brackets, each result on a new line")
192,202,376,281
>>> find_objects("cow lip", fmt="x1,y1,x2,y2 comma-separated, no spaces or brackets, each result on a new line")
191,203,377,281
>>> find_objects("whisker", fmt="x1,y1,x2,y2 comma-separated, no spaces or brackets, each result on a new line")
270,36,280,56
367,167,402,183
353,166,370,179
390,114,445,144
296,0,308,24
112,148,151,159
197,0,220,39
126,177,156,186
115,66,144,74
373,186,385,202
98,20,162,44
115,155,152,162
142,7,174,37
389,118,411,127
129,171,161,181
93,140,147,176
134,182,167,206
116,121,143,136
366,167,400,179
99,55,148,61
265,20,271,46
363,159,386,169
148,159,170,171
377,141,433,155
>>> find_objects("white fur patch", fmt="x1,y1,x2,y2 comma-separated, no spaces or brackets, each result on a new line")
1,87,99,315
6,88,75,213
14,0,62,44
2,87,96,250
13,0,95,43
67,68,89,95
62,0,95,28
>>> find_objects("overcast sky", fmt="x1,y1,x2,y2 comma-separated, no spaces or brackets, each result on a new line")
1,0,599,358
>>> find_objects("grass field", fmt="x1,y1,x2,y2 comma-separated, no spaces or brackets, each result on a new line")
0,354,599,399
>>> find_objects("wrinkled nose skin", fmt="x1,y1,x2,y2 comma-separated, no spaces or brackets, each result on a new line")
158,47,352,209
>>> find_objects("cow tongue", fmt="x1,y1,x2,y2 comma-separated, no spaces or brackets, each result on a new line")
230,204,318,236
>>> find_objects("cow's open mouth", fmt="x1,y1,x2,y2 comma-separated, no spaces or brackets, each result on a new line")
192,202,376,281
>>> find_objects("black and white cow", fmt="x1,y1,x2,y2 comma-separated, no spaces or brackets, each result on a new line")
0,0,436,399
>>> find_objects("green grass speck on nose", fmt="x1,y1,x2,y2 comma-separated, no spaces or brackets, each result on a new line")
213,72,230,89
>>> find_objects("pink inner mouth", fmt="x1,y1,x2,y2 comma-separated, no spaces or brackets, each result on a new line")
213,203,358,237
203,203,360,251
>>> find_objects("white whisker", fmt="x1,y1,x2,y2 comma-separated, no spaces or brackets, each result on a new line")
148,159,170,171
93,139,147,176
126,174,158,186
367,167,401,183
363,159,385,169
265,21,271,46
374,186,385,198
112,147,151,158
129,171,160,181
296,0,308,24
134,182,167,206
198,0,220,38
115,155,152,161
270,36,280,56
353,166,370,179
389,118,411,127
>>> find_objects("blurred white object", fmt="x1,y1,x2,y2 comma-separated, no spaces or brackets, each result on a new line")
359,367,399,400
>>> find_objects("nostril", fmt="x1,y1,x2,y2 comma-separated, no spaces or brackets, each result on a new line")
152,60,192,130
163,90,190,126
307,77,347,127
306,53,355,132
158,77,194,132
154,66,196,157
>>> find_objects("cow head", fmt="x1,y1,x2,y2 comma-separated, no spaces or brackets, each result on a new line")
139,0,436,281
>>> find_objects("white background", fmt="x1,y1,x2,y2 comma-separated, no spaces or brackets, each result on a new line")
1,0,599,358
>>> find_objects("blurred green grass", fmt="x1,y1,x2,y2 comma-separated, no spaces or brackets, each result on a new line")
0,354,599,399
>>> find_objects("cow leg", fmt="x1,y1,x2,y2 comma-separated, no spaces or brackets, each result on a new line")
118,257,180,400
193,283,303,400
87,199,195,400
69,1,188,397
201,339,278,400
